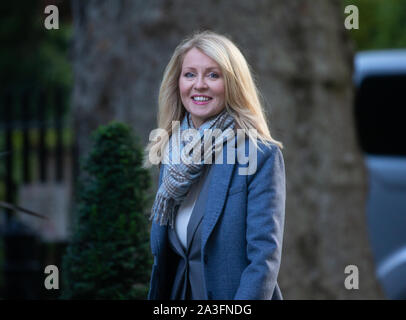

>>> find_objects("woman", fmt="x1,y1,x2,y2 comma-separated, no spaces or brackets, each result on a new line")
144,31,286,300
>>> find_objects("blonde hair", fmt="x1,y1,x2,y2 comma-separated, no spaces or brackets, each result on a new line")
143,30,282,168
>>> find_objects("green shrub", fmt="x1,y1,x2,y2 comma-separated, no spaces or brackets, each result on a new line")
61,121,152,299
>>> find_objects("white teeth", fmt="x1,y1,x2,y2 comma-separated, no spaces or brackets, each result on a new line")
192,96,210,101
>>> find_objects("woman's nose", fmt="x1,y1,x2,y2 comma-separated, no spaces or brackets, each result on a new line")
194,76,208,90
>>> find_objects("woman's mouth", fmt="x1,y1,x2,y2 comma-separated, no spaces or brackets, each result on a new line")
191,95,212,105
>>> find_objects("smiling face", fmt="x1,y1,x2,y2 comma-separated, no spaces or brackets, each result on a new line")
179,47,226,128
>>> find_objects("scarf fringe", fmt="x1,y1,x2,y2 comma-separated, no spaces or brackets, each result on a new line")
149,193,177,228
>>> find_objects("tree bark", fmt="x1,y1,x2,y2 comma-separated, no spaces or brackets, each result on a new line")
71,0,384,299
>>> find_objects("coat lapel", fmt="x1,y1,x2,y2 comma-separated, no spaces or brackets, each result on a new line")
168,224,187,257
201,160,235,251
186,165,213,249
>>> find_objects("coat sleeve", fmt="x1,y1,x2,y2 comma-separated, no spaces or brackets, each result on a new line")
234,143,286,299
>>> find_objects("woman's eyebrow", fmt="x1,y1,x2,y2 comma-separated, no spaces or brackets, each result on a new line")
182,66,221,71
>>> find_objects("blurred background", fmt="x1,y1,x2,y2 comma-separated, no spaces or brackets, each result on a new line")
0,0,405,299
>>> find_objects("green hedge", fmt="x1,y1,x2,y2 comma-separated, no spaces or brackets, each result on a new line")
61,122,153,299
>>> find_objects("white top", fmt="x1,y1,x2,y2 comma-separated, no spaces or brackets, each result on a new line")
175,167,209,250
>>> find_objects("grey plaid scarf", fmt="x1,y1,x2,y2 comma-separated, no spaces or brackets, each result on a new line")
149,109,235,228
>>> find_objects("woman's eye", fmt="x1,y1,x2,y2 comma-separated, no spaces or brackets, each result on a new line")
208,72,219,79
184,72,195,78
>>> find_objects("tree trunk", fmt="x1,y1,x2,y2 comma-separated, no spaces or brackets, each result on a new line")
71,0,384,299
